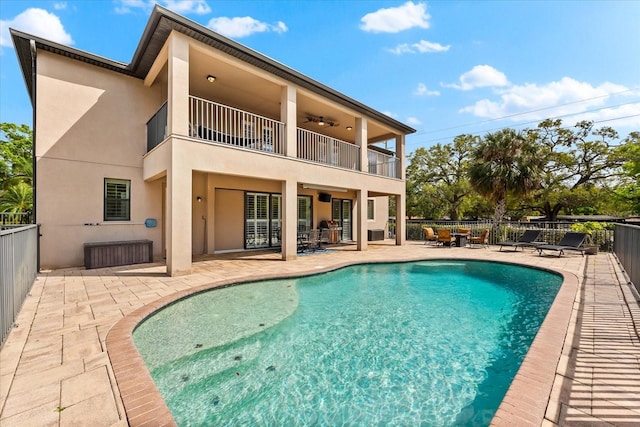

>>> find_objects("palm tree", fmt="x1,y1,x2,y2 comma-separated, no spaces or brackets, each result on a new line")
468,129,542,224
0,181,32,216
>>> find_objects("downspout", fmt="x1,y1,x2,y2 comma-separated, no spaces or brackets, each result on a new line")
30,39,40,272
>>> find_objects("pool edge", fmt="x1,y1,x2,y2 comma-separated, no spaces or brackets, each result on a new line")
106,258,579,426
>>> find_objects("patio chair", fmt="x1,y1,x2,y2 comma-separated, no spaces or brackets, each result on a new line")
469,229,490,248
457,227,471,236
423,227,438,245
437,229,455,247
536,232,588,257
498,229,542,251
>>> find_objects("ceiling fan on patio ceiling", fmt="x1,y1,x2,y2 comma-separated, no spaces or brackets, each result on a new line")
304,115,339,127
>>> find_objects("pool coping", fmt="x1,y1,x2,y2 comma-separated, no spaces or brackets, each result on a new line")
106,258,579,426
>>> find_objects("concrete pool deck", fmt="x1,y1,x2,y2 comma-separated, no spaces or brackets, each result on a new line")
1,242,639,426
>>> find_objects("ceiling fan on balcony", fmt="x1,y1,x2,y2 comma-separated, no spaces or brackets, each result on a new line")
304,115,339,127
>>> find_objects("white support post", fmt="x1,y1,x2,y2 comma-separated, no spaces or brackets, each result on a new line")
356,188,368,251
356,117,368,172
281,85,297,158
282,179,298,260
167,32,190,137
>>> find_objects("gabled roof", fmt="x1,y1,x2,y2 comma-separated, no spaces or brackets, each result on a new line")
11,5,415,134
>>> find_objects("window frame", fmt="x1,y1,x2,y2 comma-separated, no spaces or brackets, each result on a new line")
104,178,131,221
367,199,375,221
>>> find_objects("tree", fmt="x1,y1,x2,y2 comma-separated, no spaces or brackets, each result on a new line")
613,131,640,214
468,128,543,224
525,119,626,220
406,135,477,219
0,123,33,214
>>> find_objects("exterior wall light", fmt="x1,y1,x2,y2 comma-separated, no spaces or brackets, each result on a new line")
346,126,353,131
206,75,216,83
196,196,202,202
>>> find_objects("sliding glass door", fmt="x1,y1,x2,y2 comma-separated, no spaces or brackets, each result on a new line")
245,193,313,249
332,198,352,241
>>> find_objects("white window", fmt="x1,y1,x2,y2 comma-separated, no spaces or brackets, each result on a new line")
104,178,130,221
367,199,375,220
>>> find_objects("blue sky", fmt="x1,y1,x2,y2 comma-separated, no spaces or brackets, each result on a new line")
1,0,639,153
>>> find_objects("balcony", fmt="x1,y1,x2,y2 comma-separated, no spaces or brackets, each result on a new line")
146,97,400,178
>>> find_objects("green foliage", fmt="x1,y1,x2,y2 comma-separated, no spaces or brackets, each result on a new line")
0,123,33,213
409,119,636,221
468,128,543,223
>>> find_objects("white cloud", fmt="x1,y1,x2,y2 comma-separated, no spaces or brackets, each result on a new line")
407,117,422,125
459,77,640,127
115,0,210,15
443,65,509,90
382,111,399,119
388,39,450,55
207,16,287,38
414,83,440,96
360,1,430,33
0,8,73,48
53,2,67,10
164,0,211,15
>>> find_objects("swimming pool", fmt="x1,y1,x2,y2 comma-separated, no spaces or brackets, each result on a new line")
133,260,562,426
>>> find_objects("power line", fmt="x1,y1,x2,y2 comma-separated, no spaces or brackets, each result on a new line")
407,104,640,147
414,88,638,137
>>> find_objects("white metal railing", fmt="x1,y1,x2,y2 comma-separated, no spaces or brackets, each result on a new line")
1,225,38,347
368,149,400,178
297,128,360,171
190,96,285,155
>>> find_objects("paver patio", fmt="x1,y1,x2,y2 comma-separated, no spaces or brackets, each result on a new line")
1,242,639,426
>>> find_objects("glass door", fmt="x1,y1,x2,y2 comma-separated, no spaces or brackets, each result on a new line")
245,192,270,249
270,194,282,247
332,198,352,241
297,195,312,232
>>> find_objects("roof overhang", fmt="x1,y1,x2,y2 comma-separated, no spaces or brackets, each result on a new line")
10,5,415,135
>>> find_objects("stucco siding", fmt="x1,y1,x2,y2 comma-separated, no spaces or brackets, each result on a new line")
35,52,164,268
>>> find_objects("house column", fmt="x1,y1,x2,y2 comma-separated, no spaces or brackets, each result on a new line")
356,188,368,251
206,174,216,254
281,85,297,158
395,193,406,246
397,133,406,180
281,179,297,260
166,144,192,275
167,32,190,137
356,117,368,172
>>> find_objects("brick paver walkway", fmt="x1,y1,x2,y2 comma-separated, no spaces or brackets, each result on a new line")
1,242,638,426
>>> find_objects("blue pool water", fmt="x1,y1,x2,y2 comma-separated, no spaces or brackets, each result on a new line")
133,260,562,426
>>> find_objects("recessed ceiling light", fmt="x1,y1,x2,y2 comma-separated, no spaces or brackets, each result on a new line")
206,75,216,83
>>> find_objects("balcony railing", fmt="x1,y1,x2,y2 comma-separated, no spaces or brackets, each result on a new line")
146,98,402,179
190,96,285,155
146,102,167,152
368,149,400,178
297,128,360,171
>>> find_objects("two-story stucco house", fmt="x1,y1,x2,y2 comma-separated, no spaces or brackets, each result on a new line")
11,6,414,276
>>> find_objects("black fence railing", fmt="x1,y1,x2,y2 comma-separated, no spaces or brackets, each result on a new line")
1,212,33,228
146,101,168,153
390,219,615,252
614,224,640,294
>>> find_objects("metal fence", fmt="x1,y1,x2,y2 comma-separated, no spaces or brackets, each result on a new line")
1,225,38,347
1,212,33,227
614,224,640,294
392,219,616,251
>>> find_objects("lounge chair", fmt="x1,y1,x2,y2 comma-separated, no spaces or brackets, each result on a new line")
437,229,455,247
469,229,490,248
536,232,588,257
498,229,542,251
423,227,437,245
